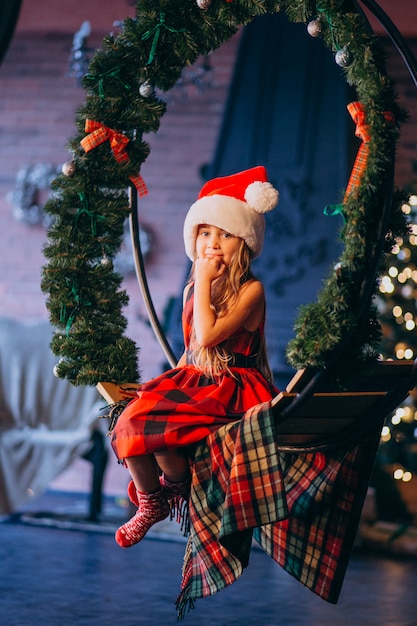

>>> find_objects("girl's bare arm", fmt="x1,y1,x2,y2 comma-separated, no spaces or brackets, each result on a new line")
193,265,264,348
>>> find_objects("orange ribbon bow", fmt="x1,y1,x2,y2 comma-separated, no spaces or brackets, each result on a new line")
344,102,395,200
80,119,148,196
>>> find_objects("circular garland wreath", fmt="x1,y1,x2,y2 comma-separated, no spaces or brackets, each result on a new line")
41,0,408,386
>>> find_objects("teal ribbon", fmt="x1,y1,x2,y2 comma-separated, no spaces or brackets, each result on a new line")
316,4,341,51
141,12,186,66
323,203,346,223
85,66,131,99
74,192,105,236
60,279,92,334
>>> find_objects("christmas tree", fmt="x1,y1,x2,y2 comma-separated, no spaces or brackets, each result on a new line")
374,180,417,522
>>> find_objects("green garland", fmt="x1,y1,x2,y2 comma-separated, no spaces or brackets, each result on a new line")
41,0,408,385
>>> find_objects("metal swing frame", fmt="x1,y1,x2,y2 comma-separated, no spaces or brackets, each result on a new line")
127,0,417,452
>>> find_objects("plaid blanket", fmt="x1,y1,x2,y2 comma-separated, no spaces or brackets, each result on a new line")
176,401,380,618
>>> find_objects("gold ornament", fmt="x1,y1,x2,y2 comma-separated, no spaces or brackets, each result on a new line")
307,18,322,38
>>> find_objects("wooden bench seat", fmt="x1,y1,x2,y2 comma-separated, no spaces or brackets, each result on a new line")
272,360,417,450
285,360,417,393
272,391,388,446
97,360,417,452
96,382,140,405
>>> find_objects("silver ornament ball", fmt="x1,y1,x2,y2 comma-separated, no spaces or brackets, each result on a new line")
100,255,112,266
62,160,76,176
335,47,352,67
139,80,153,98
307,19,322,38
196,0,211,9
334,262,344,280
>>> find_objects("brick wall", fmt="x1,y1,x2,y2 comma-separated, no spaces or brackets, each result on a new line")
385,39,417,188
15,0,135,34
13,0,417,38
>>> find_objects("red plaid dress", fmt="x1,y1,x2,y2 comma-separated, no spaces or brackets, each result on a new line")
111,287,277,460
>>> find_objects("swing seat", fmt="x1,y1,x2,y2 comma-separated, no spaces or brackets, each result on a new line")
97,359,417,451
97,382,140,405
272,359,417,451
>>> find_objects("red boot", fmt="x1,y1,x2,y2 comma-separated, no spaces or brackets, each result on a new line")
115,487,170,548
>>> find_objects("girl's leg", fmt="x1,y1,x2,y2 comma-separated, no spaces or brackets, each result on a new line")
116,454,169,548
154,448,190,483
115,450,191,548
127,449,191,507
125,454,160,492
155,449,191,535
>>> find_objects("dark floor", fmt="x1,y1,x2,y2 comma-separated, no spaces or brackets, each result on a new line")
1,491,417,626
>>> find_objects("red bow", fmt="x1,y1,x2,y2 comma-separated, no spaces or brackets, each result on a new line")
80,120,148,196
344,102,394,200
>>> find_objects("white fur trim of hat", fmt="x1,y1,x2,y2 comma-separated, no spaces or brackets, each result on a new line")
183,165,279,260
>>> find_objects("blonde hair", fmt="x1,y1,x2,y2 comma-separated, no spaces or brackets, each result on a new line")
187,238,273,382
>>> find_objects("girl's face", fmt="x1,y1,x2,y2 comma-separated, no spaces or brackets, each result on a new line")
196,224,241,266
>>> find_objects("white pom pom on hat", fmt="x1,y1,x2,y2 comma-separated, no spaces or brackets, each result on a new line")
183,165,279,260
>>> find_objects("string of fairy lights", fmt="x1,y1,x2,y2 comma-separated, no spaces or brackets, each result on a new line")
378,193,417,483
379,193,417,360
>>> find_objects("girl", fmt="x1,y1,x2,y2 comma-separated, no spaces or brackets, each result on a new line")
111,165,279,548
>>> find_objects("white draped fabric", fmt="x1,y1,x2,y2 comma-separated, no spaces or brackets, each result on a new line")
0,318,102,514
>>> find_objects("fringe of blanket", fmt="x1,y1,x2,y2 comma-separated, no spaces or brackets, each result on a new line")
98,398,132,436
175,537,195,620
169,495,190,537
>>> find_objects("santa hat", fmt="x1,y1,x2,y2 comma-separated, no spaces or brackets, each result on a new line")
183,165,279,260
